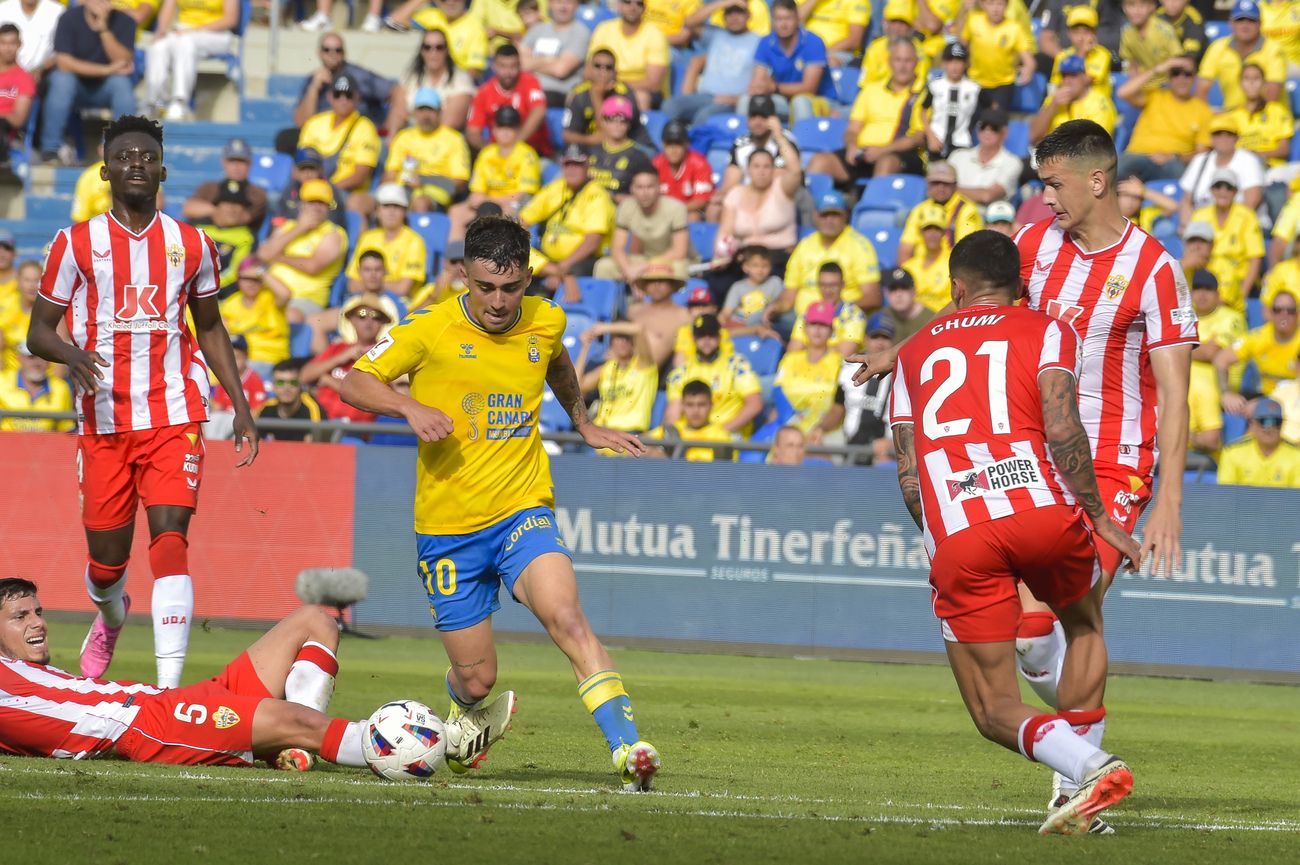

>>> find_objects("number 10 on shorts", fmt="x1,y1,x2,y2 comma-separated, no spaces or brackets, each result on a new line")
421,558,458,596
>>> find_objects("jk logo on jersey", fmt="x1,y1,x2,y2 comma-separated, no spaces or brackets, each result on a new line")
112,284,166,331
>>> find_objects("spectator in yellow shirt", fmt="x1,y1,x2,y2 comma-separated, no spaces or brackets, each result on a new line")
898,160,984,263
519,144,615,278
383,87,471,212
392,0,489,74
902,202,952,312
1031,53,1117,144
219,259,290,379
589,0,671,110
1229,62,1294,169
0,260,39,371
1196,1,1286,107
345,184,429,302
1180,220,1238,314
689,0,772,36
1050,6,1113,100
449,105,542,242
1160,0,1206,58
1216,288,1300,409
648,378,737,461
257,179,348,320
1119,0,1186,91
145,0,240,121
860,1,932,87
1216,397,1300,487
786,261,868,357
772,300,843,437
1190,167,1264,307
799,0,871,66
664,313,763,435
0,342,73,432
959,0,1036,107
644,0,699,48
112,0,161,31
71,154,111,224
1116,54,1213,182
1187,266,1244,454
575,319,659,434
297,73,382,213
1260,0,1300,71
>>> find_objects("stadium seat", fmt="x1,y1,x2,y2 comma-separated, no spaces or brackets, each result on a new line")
829,66,860,106
857,173,926,214
1223,412,1247,445
540,386,574,432
865,226,901,269
249,152,291,194
541,160,560,186
850,208,899,231
546,108,567,153
1204,20,1226,42
1010,73,1046,113
805,172,833,201
1246,297,1264,329
410,212,450,278
735,336,783,376
1290,79,1300,116
689,221,719,260
642,110,668,148
649,390,667,429
791,117,846,155
561,309,595,357
23,196,71,222
703,113,746,139
345,210,364,247
1149,179,1181,202
1207,80,1223,108
1290,134,1300,164
1005,120,1030,159
1160,235,1183,259
288,322,313,358
706,148,730,185
574,277,621,321
201,0,251,101
576,3,617,28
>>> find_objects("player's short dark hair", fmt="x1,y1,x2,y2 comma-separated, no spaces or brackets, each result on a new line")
1033,119,1117,187
771,0,798,14
0,22,20,37
0,578,38,607
949,230,1020,301
494,43,520,60
358,249,387,268
818,261,843,278
682,379,713,400
465,215,531,275
103,114,164,155
273,359,305,376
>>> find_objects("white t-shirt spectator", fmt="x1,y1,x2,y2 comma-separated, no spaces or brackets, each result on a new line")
1178,149,1266,210
0,0,64,73
948,145,1023,208
523,19,590,94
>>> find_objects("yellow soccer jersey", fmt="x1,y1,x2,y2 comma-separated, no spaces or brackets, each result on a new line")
1233,323,1300,394
1190,304,1245,424
519,179,615,262
1197,36,1287,109
648,419,735,462
593,358,658,431
345,226,429,289
219,290,289,365
903,248,952,313
860,35,931,87
111,0,159,30
298,111,381,185
673,324,734,361
784,228,882,314
665,352,761,431
1042,86,1118,136
850,78,928,149
353,295,567,534
774,349,842,432
589,20,670,91
469,142,542,198
178,0,226,28
1229,100,1295,168
1191,203,1264,312
0,295,29,370
1217,438,1300,487
644,0,700,38
806,0,870,54
1050,45,1113,98
265,220,348,308
1260,0,1300,66
0,369,74,432
790,301,867,348
414,8,489,71
963,11,1031,89
901,194,983,256
385,126,472,206
72,162,111,224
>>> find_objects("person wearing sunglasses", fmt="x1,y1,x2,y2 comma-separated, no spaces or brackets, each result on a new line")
255,360,324,443
563,48,645,149
1115,53,1213,182
302,290,398,425
588,94,654,201
296,73,382,211
291,33,400,138
388,0,488,76
395,25,474,132
1216,397,1300,487
1215,288,1300,416
588,0,670,111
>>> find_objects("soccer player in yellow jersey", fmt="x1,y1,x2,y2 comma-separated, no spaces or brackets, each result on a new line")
341,216,660,792
1217,398,1300,487
383,88,471,212
576,320,659,434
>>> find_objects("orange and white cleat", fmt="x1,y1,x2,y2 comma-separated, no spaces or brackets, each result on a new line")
272,748,315,772
1039,757,1132,835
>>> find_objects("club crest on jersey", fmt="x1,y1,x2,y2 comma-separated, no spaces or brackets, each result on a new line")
213,706,241,730
527,335,540,363
111,284,166,331
1104,274,1128,301
166,243,185,268
944,457,1042,502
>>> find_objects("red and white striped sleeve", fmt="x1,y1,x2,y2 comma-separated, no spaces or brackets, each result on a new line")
889,353,914,427
1037,318,1080,379
188,229,222,299
1141,257,1199,351
39,228,82,307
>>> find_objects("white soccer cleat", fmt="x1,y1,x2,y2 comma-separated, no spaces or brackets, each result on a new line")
614,741,660,792
443,690,517,773
1040,757,1132,835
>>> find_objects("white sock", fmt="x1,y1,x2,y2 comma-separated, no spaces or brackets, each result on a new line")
152,574,193,688
284,641,338,712
1019,717,1110,785
85,567,128,629
1055,718,1106,797
330,721,368,767
1016,621,1065,708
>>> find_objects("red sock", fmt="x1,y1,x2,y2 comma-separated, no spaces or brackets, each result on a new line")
1017,611,1057,639
88,559,127,589
149,531,189,579
1060,706,1106,732
296,641,339,677
320,718,350,763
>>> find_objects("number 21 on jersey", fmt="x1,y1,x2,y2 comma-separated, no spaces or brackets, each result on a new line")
920,340,1010,439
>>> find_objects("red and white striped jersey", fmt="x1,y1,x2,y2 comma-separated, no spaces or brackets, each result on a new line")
890,303,1081,554
0,656,161,759
40,211,220,435
1015,219,1199,477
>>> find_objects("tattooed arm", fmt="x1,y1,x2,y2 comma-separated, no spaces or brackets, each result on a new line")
892,423,924,532
1039,369,1142,571
546,347,647,456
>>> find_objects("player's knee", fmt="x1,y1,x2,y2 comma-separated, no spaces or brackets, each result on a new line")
295,606,340,650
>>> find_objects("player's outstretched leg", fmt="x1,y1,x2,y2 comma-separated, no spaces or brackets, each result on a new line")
513,552,660,791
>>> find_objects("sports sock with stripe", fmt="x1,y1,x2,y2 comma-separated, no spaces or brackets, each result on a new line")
1016,612,1064,708
1018,713,1111,785
85,561,127,628
578,670,639,751
150,532,192,688
285,641,339,712
321,719,367,767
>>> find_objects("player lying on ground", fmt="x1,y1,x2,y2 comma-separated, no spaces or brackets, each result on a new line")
889,231,1142,836
0,577,373,771
340,215,661,791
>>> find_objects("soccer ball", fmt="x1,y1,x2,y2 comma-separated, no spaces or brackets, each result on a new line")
362,700,448,780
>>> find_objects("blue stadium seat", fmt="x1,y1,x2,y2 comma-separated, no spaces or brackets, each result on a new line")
409,212,450,278
864,226,901,269
266,74,304,105
1204,20,1226,42
735,336,783,376
1005,120,1030,159
703,113,746,139
561,309,595,354
706,148,730,185
203,0,251,101
649,390,667,429
575,277,621,321
791,117,846,154
576,3,617,28
23,196,72,222
546,108,567,154
857,173,926,214
1246,297,1264,329
1011,73,1046,113
1207,80,1223,108
345,210,364,246
1160,235,1183,259
541,160,560,186
1290,79,1300,116
829,66,860,106
689,221,718,260
1222,412,1247,445
805,172,833,201
288,322,313,358
1289,134,1300,164
540,386,574,432
1150,179,1181,202
850,209,898,231
249,152,292,195
642,110,668,148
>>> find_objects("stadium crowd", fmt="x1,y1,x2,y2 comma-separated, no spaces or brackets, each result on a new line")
1,0,1300,484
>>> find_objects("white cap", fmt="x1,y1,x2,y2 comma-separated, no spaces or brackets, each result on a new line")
1183,220,1215,242
375,183,410,208
986,201,1015,223
1209,167,1240,189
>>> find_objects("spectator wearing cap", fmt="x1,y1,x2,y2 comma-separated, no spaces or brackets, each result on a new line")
345,183,428,301
902,202,952,313
520,0,591,108
0,0,62,79
0,258,39,369
720,246,784,330
256,359,324,443
860,0,930,88
0,23,34,170
742,0,834,124
836,312,896,464
1116,52,1213,182
947,110,1023,213
0,339,72,431
206,332,267,440
715,95,803,203
713,120,802,287
647,379,737,462
297,72,382,212
564,49,648,150
984,200,1017,235
880,266,934,342
1119,0,1185,92
588,95,656,200
520,144,615,278
786,261,867,358
594,167,689,285
1186,265,1242,454
1190,167,1264,307
627,258,693,370
1049,6,1114,101
219,259,290,380
38,0,135,162
662,2,760,126
383,86,471,212
687,0,772,36
589,0,670,111
671,284,737,366
1178,115,1265,221
806,37,927,184
771,299,844,440
449,105,542,239
664,312,763,435
1216,287,1300,413
653,119,715,221
1197,1,1286,108
924,41,983,160
301,291,398,424
770,190,879,326
957,0,1035,112
1180,219,1235,308
1216,397,1300,487
144,0,239,121
897,161,983,264
467,43,550,155
257,178,348,322
271,147,348,232
184,137,269,231
194,180,256,292
1030,51,1118,144
291,32,400,138
1159,0,1206,61
574,318,658,434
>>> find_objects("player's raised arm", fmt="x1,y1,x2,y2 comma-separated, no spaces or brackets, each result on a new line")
546,343,647,456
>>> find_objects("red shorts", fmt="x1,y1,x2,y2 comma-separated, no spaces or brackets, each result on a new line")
115,652,273,767
77,423,205,530
929,505,1101,643
1089,467,1152,578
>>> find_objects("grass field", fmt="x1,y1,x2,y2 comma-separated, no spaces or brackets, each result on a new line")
4,621,1298,865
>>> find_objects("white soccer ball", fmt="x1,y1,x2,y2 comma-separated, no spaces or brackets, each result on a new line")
362,699,448,780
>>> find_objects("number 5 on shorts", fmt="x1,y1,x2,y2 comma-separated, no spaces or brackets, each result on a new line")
420,558,458,596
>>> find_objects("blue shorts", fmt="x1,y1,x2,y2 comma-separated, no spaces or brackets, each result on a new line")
415,506,571,631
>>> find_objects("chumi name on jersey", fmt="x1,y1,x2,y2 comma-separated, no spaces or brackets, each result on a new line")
944,457,1041,501
929,313,1006,335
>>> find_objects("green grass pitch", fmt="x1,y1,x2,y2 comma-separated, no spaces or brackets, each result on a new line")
4,622,1297,865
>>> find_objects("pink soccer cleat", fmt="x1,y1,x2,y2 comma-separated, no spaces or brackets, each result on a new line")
80,594,131,679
